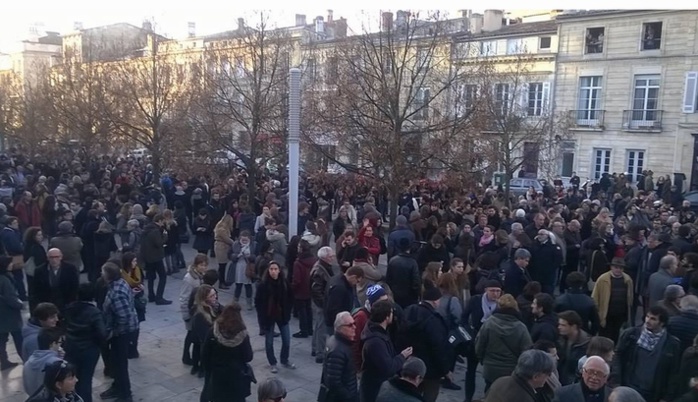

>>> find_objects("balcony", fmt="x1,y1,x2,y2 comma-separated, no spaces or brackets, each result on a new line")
622,109,663,132
569,109,605,130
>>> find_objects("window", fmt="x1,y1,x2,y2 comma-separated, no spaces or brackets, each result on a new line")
577,76,603,122
593,148,611,180
539,37,551,50
306,58,316,81
560,142,575,177
528,82,544,116
626,150,645,183
456,84,478,117
414,87,430,120
523,142,540,176
585,27,604,54
641,22,662,50
480,41,497,56
495,83,510,116
683,71,698,113
632,74,660,121
507,38,525,54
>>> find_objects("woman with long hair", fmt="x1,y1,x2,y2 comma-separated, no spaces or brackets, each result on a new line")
255,261,295,373
229,231,256,310
120,252,145,358
213,214,234,290
93,221,117,278
422,261,442,290
437,271,464,391
180,254,209,369
23,227,47,310
200,303,253,402
163,209,181,275
190,285,220,377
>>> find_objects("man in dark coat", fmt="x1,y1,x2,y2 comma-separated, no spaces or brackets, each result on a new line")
667,295,698,354
504,248,533,299
320,311,359,402
555,272,601,335
403,286,451,402
553,355,612,402
529,230,563,295
531,293,558,343
140,214,171,305
324,266,363,329
385,238,421,309
387,216,416,260
376,357,427,402
31,248,79,313
485,349,555,402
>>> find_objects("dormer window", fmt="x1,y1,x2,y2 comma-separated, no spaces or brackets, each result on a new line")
585,27,604,54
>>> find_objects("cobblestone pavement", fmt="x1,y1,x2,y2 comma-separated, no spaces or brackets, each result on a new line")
0,244,484,402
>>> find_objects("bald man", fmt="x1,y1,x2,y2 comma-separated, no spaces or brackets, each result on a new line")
553,356,611,402
31,248,80,312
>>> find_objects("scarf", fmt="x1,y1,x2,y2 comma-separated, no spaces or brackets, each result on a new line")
481,296,497,322
637,327,664,352
479,233,493,248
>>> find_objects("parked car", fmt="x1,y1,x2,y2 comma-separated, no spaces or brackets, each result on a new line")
507,178,544,197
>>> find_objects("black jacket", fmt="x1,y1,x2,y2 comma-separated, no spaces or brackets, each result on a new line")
360,322,405,402
140,222,165,263
385,253,421,309
32,262,79,312
322,333,359,402
254,277,293,329
614,325,681,402
324,274,356,327
62,300,107,352
462,294,488,333
555,289,601,335
403,302,450,379
416,243,450,272
668,311,698,353
503,261,532,299
530,313,558,343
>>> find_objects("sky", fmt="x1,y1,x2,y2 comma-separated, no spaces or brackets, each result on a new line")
0,0,475,53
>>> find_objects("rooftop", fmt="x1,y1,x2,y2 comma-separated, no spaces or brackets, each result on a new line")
454,20,557,41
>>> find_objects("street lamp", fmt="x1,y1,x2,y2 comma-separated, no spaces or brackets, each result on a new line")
288,68,301,237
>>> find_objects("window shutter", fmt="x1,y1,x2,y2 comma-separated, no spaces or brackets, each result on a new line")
683,71,698,113
542,82,551,113
520,82,529,116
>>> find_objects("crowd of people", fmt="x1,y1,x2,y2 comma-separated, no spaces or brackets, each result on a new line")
0,148,697,402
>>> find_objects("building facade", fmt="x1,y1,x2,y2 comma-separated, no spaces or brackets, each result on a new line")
554,10,698,190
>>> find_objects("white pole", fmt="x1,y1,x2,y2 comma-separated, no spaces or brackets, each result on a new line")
288,68,301,237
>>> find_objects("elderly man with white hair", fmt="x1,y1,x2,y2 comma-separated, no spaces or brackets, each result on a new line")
552,356,611,402
647,255,680,308
668,294,698,352
319,311,358,402
309,246,335,364
608,386,646,402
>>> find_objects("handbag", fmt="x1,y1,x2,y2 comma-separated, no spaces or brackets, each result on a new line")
242,362,257,384
446,297,474,353
24,257,37,276
244,261,257,280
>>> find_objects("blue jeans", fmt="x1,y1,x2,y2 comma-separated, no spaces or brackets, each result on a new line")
65,345,99,402
264,322,290,365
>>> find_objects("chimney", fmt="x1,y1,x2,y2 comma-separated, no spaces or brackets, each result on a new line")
187,22,196,38
295,14,306,27
335,18,347,38
459,10,471,19
73,21,83,31
483,9,503,31
237,18,245,31
382,12,393,32
469,13,483,34
396,10,408,29
315,16,325,33
327,10,334,22
142,20,153,32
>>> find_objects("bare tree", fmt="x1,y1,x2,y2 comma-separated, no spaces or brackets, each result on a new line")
190,11,294,199
104,26,195,181
303,11,475,227
0,72,22,150
11,72,56,157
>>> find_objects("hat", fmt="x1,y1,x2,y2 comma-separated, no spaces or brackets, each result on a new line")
401,357,427,378
396,215,407,226
462,219,474,228
366,284,387,305
422,286,442,302
482,279,502,290
610,257,625,268
58,221,73,234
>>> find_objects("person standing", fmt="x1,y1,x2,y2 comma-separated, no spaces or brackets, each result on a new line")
179,254,207,367
320,311,359,402
531,293,559,343
213,215,234,290
592,257,634,342
255,261,296,373
556,272,601,335
141,214,171,305
2,217,26,301
484,349,556,402
557,310,592,385
63,283,107,402
32,248,79,314
324,267,364,339
190,284,220,377
230,231,256,310
647,255,679,308
292,240,316,338
376,357,427,402
311,246,335,363
0,255,23,370
99,262,138,402
385,238,421,309
553,355,612,402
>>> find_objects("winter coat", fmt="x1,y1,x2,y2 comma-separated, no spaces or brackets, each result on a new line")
179,268,203,330
556,289,601,335
213,226,234,265
49,234,83,270
403,302,450,380
359,322,406,402
200,325,253,402
558,330,591,385
0,272,22,333
530,240,563,289
475,309,532,382
668,311,698,353
0,226,22,256
376,377,425,402
23,350,61,395
322,333,359,402
385,253,420,309
192,217,213,251
416,243,450,271
62,300,107,353
266,230,287,267
292,255,316,301
648,269,677,307
552,382,611,402
21,318,42,361
324,274,357,327
530,313,559,343
310,260,334,309
485,374,539,402
141,223,165,263
32,262,80,312
591,272,633,328
354,260,383,307
503,262,532,299
387,226,416,259
255,277,293,329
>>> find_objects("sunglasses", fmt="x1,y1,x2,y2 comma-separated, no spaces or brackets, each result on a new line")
272,392,287,402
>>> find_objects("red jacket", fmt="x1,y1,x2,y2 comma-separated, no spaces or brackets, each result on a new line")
358,226,381,264
15,200,41,228
292,255,317,300
352,308,369,371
